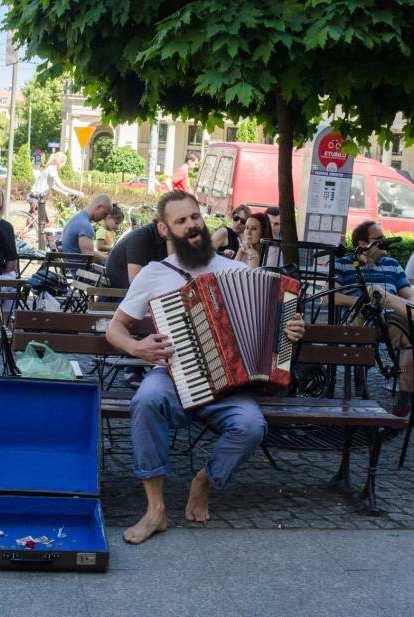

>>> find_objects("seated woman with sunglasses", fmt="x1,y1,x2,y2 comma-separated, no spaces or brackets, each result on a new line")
211,204,251,259
235,212,273,269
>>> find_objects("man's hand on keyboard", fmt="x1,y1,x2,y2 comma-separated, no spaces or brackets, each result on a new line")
128,334,174,363
285,313,305,343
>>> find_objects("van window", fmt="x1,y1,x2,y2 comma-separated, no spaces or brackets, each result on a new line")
197,154,217,194
349,175,366,209
212,156,234,198
376,178,414,219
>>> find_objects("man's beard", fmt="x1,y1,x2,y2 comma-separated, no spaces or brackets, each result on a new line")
169,225,214,269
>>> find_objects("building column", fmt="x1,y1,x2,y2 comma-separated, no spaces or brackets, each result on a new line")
382,144,392,167
164,123,176,176
200,129,210,161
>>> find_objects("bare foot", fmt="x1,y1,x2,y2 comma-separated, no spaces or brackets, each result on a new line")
185,469,210,523
123,509,168,544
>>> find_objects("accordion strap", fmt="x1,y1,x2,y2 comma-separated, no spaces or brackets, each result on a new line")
160,260,193,282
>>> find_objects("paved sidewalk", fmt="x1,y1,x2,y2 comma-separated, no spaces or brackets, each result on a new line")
1,528,413,617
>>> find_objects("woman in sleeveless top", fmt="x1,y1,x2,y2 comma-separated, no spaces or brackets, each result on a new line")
212,204,251,259
235,212,273,269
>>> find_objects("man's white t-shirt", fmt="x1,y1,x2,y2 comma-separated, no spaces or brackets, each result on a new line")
31,165,59,195
120,253,249,320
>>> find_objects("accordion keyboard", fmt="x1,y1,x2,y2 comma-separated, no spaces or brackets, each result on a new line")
151,292,215,408
276,293,298,371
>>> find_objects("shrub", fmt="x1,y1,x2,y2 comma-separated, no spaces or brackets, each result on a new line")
236,118,259,143
13,143,34,183
98,146,145,179
93,136,114,170
61,149,78,182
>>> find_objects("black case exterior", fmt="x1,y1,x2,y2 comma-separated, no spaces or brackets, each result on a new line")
0,548,108,572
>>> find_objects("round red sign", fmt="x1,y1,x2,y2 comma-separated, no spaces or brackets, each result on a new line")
318,132,347,170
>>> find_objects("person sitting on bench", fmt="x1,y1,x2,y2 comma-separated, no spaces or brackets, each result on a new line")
335,220,414,417
106,190,305,545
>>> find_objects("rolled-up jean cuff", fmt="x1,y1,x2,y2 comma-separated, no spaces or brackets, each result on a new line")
133,464,171,480
205,465,226,491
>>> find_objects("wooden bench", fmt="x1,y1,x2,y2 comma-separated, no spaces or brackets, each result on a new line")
86,286,127,315
9,310,153,389
257,324,406,513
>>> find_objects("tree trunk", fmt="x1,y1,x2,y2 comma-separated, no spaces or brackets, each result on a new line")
276,94,299,265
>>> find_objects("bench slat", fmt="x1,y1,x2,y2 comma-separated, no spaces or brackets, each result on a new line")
88,302,119,312
298,346,376,366
14,310,107,333
87,287,127,298
14,310,154,337
262,406,406,428
12,332,118,355
303,324,376,344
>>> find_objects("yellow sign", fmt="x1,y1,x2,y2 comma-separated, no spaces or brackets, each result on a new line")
74,126,95,149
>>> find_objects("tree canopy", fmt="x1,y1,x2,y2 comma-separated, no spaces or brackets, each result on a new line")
15,75,64,154
5,0,414,257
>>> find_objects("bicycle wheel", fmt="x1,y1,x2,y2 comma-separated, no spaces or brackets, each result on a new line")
8,209,38,247
368,313,412,385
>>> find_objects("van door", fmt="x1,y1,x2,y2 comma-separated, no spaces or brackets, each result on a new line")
196,153,219,209
209,150,236,215
347,174,371,230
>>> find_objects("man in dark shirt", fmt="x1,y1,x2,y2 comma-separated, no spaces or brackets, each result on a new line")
106,221,168,288
0,193,17,276
0,190,18,315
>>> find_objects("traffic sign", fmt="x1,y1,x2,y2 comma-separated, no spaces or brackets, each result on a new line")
48,142,60,149
74,127,95,149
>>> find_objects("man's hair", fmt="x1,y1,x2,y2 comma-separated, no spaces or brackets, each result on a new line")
185,153,199,164
249,212,273,241
91,193,112,210
157,190,198,222
351,220,377,246
265,206,280,217
233,204,251,218
110,203,124,222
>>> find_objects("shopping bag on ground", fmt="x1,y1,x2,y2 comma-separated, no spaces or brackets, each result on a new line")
16,341,76,380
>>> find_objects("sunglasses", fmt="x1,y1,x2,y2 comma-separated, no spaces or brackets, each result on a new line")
233,215,247,225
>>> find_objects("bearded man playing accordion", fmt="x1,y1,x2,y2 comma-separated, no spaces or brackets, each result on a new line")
107,191,305,544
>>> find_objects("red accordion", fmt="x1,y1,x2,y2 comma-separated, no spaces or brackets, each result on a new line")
150,270,299,410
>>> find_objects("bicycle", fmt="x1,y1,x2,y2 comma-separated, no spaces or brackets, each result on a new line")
9,194,79,250
300,241,412,398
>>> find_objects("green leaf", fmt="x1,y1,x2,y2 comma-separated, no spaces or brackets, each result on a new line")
225,82,254,106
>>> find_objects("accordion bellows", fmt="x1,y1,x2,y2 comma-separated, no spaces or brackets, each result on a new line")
150,270,299,409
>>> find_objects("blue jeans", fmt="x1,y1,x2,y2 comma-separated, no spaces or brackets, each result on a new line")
130,368,267,490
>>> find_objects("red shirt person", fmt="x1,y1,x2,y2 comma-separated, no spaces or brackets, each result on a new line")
171,153,199,193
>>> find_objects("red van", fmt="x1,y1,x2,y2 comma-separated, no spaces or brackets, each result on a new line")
196,142,414,233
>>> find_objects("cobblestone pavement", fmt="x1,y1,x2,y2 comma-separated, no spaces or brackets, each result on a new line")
101,366,414,532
